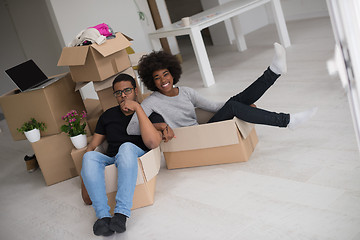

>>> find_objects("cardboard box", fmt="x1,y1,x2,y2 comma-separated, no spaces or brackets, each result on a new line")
31,132,78,186
0,73,85,141
58,32,132,83
83,99,103,135
76,68,146,112
71,145,161,211
160,109,258,169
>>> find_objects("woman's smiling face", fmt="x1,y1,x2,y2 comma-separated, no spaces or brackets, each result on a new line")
152,69,174,95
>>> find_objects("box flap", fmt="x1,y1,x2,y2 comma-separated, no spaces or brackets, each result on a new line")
91,32,132,57
160,120,240,152
234,117,254,139
93,75,117,92
138,147,161,182
121,33,133,41
74,81,91,92
93,67,136,92
57,46,89,66
104,146,160,193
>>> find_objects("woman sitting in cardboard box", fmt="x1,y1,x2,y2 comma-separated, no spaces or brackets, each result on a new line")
126,43,317,138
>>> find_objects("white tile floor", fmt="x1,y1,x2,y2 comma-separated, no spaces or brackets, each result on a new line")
1,17,360,240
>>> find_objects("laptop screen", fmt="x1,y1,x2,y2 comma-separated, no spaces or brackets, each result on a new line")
5,59,48,92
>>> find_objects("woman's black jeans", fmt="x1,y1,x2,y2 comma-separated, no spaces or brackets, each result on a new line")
208,67,290,127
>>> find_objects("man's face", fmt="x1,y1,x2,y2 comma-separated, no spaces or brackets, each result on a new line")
113,81,137,105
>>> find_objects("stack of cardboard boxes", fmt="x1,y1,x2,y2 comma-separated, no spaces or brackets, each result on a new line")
0,72,86,186
0,33,160,212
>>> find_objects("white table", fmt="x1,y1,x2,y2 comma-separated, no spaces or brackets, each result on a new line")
148,0,290,87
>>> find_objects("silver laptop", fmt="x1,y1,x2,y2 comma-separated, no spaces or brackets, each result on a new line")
5,59,61,92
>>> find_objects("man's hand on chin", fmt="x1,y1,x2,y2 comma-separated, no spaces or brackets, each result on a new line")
120,99,139,114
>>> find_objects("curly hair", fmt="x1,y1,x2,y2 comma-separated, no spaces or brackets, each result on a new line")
137,51,182,91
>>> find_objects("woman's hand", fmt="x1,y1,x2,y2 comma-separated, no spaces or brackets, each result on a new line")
153,123,176,142
161,124,175,142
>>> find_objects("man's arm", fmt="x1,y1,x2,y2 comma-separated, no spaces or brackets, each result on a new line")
127,98,153,136
86,133,106,152
122,99,162,149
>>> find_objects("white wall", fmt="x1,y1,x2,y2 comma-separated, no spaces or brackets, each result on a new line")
48,0,154,53
0,0,24,95
0,0,65,96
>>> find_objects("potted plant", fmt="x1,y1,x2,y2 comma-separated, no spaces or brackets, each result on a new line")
61,110,87,149
17,118,46,143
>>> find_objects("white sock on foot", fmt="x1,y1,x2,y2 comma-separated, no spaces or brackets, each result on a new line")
288,107,318,130
270,42,287,75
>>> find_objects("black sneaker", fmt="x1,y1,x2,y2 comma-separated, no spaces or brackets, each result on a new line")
93,217,114,236
109,213,127,233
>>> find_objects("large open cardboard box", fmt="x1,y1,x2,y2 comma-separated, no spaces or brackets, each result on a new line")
58,32,132,83
71,145,161,211
0,73,85,141
160,109,258,169
31,132,78,186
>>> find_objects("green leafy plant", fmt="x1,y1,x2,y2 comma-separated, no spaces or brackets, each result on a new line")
134,0,146,22
61,110,87,137
17,118,46,133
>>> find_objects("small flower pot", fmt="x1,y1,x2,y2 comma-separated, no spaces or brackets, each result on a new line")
70,134,87,149
24,128,41,143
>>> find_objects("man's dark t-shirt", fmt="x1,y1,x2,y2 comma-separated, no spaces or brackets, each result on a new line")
95,106,164,157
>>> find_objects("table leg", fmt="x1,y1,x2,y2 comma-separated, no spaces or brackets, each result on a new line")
189,27,215,87
270,0,291,47
230,15,247,52
150,37,163,51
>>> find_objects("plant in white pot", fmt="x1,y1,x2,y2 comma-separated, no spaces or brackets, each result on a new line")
17,118,46,143
61,110,87,149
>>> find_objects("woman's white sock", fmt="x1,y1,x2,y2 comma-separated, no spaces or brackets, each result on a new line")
288,107,318,130
270,42,287,75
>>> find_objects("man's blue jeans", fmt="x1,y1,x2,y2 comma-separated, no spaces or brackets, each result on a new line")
81,142,146,219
